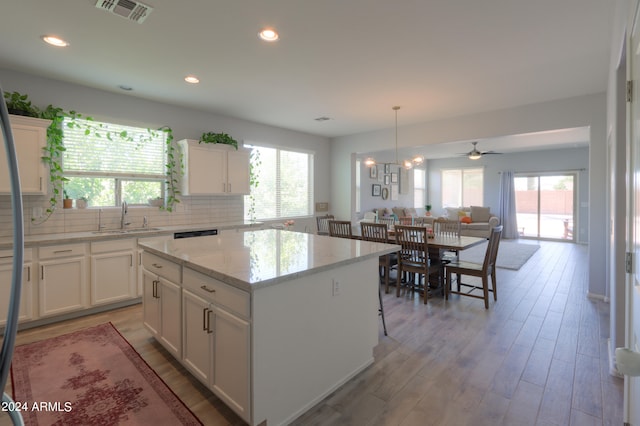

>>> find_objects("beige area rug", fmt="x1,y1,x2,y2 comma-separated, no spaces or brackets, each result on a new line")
459,240,540,270
10,323,202,425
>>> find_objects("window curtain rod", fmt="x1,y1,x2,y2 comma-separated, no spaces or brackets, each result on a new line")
498,168,587,174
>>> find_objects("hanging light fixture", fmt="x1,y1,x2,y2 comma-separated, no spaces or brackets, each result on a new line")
365,106,424,170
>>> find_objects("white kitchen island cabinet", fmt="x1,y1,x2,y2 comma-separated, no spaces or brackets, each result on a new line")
139,229,399,426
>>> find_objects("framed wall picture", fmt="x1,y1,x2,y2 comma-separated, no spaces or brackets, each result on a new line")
384,164,390,174
372,184,381,196
370,166,377,179
384,175,390,185
391,185,399,200
382,187,389,200
391,173,398,183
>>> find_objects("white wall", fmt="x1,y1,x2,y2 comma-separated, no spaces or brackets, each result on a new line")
0,69,331,234
331,93,608,296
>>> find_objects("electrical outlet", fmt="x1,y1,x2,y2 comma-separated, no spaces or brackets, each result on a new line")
332,279,340,296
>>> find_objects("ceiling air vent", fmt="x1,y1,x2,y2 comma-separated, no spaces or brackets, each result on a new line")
95,0,153,24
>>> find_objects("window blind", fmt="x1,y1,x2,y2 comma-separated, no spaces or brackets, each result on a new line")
62,118,165,178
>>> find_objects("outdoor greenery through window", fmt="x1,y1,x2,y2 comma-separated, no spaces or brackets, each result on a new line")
441,168,483,207
62,117,166,206
244,144,314,220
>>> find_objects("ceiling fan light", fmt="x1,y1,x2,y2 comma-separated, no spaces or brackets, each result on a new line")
469,152,482,160
402,159,414,170
364,157,376,167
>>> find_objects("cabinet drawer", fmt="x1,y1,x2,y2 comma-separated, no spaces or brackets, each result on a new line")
39,243,87,259
0,248,32,263
91,239,136,254
183,267,250,319
143,252,181,283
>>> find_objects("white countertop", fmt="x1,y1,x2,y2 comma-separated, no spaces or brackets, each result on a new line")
0,221,262,249
139,229,400,292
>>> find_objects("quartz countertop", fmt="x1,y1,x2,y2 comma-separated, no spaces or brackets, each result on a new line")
139,229,400,292
0,221,262,249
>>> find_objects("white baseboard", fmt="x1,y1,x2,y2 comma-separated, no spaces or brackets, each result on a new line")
608,338,624,378
587,291,607,302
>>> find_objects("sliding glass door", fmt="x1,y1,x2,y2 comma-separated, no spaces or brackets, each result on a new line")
514,173,575,241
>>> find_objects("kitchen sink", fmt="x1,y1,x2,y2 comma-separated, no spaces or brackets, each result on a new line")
92,227,162,235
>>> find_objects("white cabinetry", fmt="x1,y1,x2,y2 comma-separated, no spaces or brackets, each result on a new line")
38,243,88,317
142,252,182,358
178,139,250,195
182,267,250,422
0,115,50,194
0,248,34,326
90,239,136,306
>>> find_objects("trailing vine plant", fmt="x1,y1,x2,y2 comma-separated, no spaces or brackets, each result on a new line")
199,131,238,150
247,147,261,221
4,91,181,221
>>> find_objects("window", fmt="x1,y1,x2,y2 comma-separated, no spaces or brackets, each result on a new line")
355,159,361,213
62,118,166,206
441,168,483,207
413,168,426,208
244,144,314,220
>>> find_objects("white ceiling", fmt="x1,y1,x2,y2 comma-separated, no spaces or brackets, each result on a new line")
0,0,613,144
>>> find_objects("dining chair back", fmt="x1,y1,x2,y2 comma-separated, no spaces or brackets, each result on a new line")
398,216,414,225
328,220,353,239
434,217,461,238
316,214,335,235
445,225,503,309
394,225,441,304
377,216,395,228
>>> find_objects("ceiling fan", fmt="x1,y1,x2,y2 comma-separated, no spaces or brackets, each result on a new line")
463,141,502,160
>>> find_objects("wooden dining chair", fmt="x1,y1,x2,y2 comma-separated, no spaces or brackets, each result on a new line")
328,220,353,239
445,225,503,309
398,216,414,225
377,216,395,228
316,214,334,235
394,225,442,304
361,222,397,294
434,217,462,262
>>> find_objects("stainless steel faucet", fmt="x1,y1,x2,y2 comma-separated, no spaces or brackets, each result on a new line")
120,201,130,229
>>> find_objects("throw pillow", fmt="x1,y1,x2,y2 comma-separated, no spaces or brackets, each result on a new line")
470,206,491,222
445,207,460,219
461,216,472,224
404,207,418,217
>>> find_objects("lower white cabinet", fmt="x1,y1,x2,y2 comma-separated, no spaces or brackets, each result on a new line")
90,239,136,305
142,268,182,358
0,248,33,326
182,288,250,422
38,243,88,317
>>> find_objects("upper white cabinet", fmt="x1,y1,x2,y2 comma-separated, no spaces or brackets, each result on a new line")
0,115,51,195
178,139,250,195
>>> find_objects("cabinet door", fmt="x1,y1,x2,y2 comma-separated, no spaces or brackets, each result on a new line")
91,250,135,305
39,256,87,317
0,117,49,194
227,149,250,194
142,269,160,337
185,145,226,195
159,277,182,358
182,290,213,385
213,306,250,420
0,263,33,326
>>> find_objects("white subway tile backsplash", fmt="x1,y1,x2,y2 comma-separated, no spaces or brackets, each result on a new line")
0,195,245,236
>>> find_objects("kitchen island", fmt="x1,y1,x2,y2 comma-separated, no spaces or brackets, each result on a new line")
138,228,399,425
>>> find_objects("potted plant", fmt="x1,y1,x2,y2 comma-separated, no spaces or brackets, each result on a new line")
76,196,88,209
63,190,73,209
3,91,39,117
425,204,432,216
199,132,238,150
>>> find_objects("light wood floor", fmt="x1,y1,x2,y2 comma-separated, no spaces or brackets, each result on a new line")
1,241,623,425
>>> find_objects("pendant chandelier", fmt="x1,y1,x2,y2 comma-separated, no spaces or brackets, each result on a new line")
364,106,424,170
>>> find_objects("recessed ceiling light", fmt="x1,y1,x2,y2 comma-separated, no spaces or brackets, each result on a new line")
41,35,69,47
184,75,200,84
259,28,279,42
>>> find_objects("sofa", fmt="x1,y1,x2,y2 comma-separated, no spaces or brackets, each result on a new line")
442,206,500,238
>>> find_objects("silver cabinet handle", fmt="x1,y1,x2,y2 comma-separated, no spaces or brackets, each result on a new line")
152,263,163,269
202,308,209,331
200,285,216,293
53,249,73,254
206,309,213,334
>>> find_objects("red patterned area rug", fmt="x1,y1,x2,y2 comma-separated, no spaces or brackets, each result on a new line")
10,323,202,425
